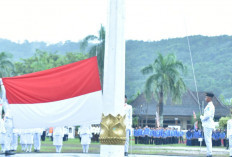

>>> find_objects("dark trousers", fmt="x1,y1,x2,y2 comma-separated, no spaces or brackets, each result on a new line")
138,136,142,144
186,139,191,146
145,136,149,144
135,136,138,144
180,136,184,143
149,137,153,144
41,131,46,141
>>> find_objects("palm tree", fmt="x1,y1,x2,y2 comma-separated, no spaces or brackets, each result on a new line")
80,25,105,87
141,53,187,127
0,52,15,78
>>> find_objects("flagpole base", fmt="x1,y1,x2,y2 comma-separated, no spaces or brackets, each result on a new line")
99,114,126,145
99,114,126,157
100,145,124,157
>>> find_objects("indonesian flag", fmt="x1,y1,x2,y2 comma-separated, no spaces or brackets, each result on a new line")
2,56,102,129
194,121,198,130
193,110,197,119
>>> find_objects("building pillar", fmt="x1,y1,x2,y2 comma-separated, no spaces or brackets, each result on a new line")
99,0,126,157
182,119,187,130
175,118,178,125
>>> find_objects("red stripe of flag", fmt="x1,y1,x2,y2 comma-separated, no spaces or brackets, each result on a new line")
2,57,101,104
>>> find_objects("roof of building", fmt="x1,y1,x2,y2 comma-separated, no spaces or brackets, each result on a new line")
131,90,229,117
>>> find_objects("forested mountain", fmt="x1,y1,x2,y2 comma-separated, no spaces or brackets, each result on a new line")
1,35,232,98
125,35,232,99
0,39,85,60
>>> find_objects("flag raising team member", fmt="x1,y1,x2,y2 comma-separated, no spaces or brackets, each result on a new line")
124,95,132,157
0,100,6,153
53,127,64,153
200,92,215,157
33,128,44,152
79,124,92,153
0,79,15,155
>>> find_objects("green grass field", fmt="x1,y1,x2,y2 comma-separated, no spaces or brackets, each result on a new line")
0,137,227,156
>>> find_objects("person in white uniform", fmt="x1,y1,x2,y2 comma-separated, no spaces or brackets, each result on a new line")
124,95,132,157
11,128,19,151
227,110,232,157
33,128,43,152
53,127,64,153
25,129,34,152
0,79,15,155
0,108,6,153
79,124,92,153
19,129,27,152
200,92,215,157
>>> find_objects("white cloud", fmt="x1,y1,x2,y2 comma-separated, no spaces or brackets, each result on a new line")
0,0,232,43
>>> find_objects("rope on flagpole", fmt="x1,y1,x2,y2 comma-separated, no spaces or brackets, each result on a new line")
184,20,201,115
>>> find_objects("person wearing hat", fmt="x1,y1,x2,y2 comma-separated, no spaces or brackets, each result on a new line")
200,92,215,157
79,124,92,153
53,126,64,153
33,128,44,152
0,101,6,153
0,79,15,155
227,109,232,157
124,95,132,157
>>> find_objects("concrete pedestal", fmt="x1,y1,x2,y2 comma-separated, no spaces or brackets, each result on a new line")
100,145,124,157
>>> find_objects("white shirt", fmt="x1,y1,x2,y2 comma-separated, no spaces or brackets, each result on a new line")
1,84,12,119
124,103,132,129
33,128,44,134
0,100,2,116
200,101,215,129
79,125,92,135
0,119,6,133
79,125,92,145
227,119,232,138
53,127,64,137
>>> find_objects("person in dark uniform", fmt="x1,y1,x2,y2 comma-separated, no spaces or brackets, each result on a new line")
134,127,139,144
215,129,221,146
193,129,200,146
137,126,142,144
212,130,216,146
162,128,167,144
180,129,184,144
143,126,150,144
186,129,192,146
220,129,226,147
41,130,46,141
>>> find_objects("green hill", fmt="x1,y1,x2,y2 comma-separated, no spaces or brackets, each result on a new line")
125,35,232,99
1,35,232,99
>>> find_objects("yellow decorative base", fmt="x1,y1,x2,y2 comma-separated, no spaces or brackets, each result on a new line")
99,114,126,145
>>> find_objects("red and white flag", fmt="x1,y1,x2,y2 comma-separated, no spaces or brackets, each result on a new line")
193,110,197,119
194,121,198,130
2,57,102,129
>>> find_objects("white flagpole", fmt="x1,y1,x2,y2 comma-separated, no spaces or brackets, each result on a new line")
100,0,125,156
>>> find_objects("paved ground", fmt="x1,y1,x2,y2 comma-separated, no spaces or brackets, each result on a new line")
0,145,229,157
130,145,229,157
0,153,191,157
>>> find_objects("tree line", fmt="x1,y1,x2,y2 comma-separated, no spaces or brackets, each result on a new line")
1,28,232,100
